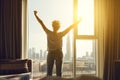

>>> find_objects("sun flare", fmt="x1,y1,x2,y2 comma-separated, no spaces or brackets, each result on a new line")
78,0,94,35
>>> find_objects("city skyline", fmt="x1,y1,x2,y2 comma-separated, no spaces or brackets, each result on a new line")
27,0,96,78
28,0,94,58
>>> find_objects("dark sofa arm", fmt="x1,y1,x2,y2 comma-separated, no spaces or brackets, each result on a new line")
27,59,32,72
0,59,32,75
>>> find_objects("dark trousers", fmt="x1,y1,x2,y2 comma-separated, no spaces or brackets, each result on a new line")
47,49,63,77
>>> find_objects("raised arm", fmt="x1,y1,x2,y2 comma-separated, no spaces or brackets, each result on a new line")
62,17,82,36
34,10,49,32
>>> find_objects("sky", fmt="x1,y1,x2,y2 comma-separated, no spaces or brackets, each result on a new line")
28,0,73,52
28,0,94,58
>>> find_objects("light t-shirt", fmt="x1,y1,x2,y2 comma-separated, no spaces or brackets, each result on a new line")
45,30,66,51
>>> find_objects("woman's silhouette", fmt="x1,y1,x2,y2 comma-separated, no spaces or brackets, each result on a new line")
34,10,82,77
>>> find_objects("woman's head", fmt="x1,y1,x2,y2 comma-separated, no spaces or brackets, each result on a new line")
52,20,60,32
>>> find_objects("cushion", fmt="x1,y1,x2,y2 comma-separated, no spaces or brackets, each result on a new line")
0,59,29,75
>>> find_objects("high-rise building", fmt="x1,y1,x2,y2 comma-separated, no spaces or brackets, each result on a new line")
35,53,39,59
31,47,36,59
39,49,42,59
43,50,47,59
65,34,71,61
28,48,32,58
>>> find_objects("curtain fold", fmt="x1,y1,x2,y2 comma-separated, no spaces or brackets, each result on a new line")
95,0,120,80
94,0,106,78
0,0,22,59
103,0,120,80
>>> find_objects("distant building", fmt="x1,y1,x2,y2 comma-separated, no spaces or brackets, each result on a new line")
65,35,71,61
39,49,42,59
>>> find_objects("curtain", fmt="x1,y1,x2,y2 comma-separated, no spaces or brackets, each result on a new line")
103,0,120,80
95,0,120,80
94,0,106,78
0,0,22,59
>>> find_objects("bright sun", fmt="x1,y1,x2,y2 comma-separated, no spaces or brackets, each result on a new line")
78,0,94,35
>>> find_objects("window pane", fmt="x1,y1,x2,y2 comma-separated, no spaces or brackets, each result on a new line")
28,0,73,78
76,40,97,76
78,0,94,35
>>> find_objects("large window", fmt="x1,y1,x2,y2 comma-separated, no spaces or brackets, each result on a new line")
28,0,73,78
74,0,97,77
77,0,94,35
27,0,97,79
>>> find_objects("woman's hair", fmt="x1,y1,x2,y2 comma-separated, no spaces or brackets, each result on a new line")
52,20,60,29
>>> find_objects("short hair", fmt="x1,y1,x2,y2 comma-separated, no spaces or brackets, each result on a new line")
52,20,60,28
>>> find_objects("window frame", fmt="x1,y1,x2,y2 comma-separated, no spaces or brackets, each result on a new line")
21,0,104,78
73,0,98,77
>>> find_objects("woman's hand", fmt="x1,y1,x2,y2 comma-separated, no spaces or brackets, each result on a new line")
77,17,82,23
34,10,37,15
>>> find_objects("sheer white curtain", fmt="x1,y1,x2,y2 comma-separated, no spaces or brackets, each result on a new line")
94,0,106,78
